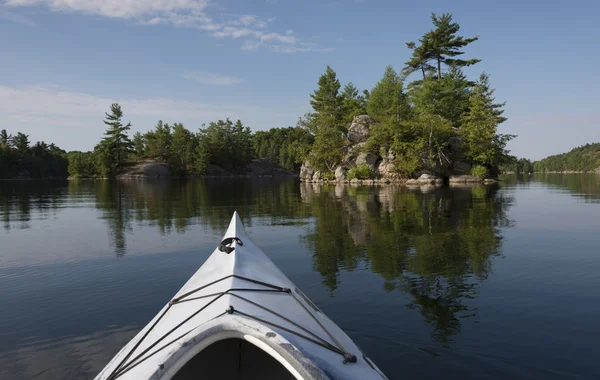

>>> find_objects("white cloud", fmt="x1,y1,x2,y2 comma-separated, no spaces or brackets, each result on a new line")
260,32,296,44
0,5,35,25
4,0,331,53
0,84,297,151
181,71,242,85
212,26,258,39
3,0,209,19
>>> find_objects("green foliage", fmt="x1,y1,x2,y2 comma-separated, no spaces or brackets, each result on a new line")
96,103,134,176
461,73,514,171
0,129,68,179
310,66,343,127
132,132,146,159
169,123,196,176
145,120,172,161
534,143,600,172
310,121,343,172
405,12,480,80
12,132,30,153
347,165,375,180
367,65,409,121
391,114,455,175
253,127,314,172
409,67,472,128
68,151,99,178
199,119,254,173
321,171,336,181
500,157,534,174
340,82,367,123
470,165,488,178
193,143,210,175
0,129,11,150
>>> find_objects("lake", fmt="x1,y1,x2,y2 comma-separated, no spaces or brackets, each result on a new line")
1,174,599,379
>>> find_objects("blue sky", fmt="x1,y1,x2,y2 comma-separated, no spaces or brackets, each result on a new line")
0,0,598,160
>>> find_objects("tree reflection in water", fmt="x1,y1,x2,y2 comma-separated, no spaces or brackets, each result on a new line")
1,178,514,345
300,182,514,344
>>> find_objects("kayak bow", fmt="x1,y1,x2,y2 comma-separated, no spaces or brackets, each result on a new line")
95,212,388,380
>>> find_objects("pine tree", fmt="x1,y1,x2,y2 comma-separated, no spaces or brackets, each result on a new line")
132,132,146,159
461,74,512,170
340,82,367,122
405,13,480,80
404,40,436,79
309,66,343,127
145,120,172,161
367,65,409,121
12,132,30,154
193,143,209,175
98,103,133,175
0,129,11,150
170,123,195,175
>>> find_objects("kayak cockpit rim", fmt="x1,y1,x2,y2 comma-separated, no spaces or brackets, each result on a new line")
142,317,326,380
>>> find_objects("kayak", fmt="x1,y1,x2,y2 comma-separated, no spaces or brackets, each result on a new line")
95,212,388,380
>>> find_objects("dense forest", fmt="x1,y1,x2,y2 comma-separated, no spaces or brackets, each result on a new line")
1,12,516,180
0,129,68,179
533,143,600,172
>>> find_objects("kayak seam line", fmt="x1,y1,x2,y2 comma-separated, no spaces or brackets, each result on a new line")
228,293,336,349
111,292,228,379
112,312,228,379
288,292,348,354
105,303,172,380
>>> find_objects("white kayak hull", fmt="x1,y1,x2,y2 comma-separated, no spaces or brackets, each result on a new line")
95,212,387,380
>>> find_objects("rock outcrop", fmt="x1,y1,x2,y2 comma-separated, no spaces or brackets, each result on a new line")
335,166,347,181
347,115,377,143
117,161,172,179
449,175,484,183
300,160,315,182
244,159,298,178
356,151,379,172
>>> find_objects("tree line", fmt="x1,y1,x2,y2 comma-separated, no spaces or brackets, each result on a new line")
68,104,259,178
0,129,68,179
68,103,314,178
533,143,600,172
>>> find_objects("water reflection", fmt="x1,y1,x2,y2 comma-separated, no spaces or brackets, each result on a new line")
1,179,514,344
300,183,513,344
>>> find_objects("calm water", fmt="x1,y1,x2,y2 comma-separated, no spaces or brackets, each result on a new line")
1,175,599,379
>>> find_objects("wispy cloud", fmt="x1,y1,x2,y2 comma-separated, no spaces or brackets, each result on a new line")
0,84,298,151
0,5,34,26
4,0,331,53
181,71,242,86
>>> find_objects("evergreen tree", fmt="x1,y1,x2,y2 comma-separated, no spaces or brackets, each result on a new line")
170,123,195,175
404,40,436,79
309,66,343,129
408,66,472,128
367,65,409,121
0,129,11,150
98,103,133,174
461,74,513,170
132,132,146,159
145,120,172,161
193,143,209,175
12,132,30,154
340,82,367,122
310,122,343,173
406,13,480,80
